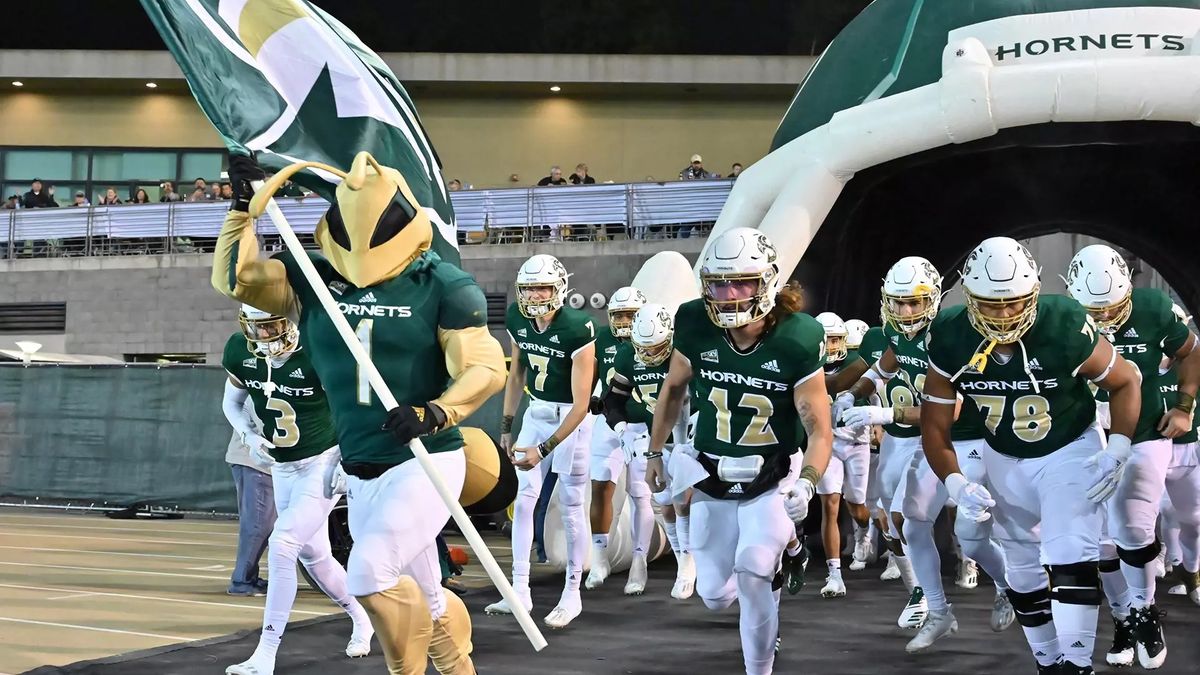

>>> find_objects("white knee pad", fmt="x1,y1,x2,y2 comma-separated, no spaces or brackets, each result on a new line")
733,544,781,581
697,579,737,611
269,528,304,561
1006,557,1048,594
558,473,588,508
627,474,651,500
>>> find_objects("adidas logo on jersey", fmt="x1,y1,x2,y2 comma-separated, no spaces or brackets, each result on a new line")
242,357,257,368
550,335,560,343
701,349,719,364
359,291,377,304
1124,327,1138,338
727,483,744,495
517,328,528,337
967,449,981,460
761,359,781,373
289,368,304,379
1027,358,1042,371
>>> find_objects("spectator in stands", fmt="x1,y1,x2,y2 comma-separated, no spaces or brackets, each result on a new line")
99,187,123,205
679,154,713,180
537,165,569,186
219,182,233,200
188,187,206,202
569,163,595,185
4,195,19,209
447,178,463,191
71,191,90,207
208,183,223,201
160,181,182,202
21,179,57,208
730,162,743,179
194,177,208,195
131,188,151,204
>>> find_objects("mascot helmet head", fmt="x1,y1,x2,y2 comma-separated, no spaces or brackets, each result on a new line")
250,151,432,288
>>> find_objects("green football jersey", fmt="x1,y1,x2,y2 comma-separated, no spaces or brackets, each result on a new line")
1099,288,1191,444
506,303,596,404
673,298,826,459
1158,367,1199,445
927,295,1100,459
613,341,672,426
595,326,626,396
859,326,920,439
275,250,486,465
221,335,337,462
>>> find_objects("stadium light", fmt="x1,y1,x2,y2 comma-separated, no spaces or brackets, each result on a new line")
11,81,23,87
549,85,561,92
145,82,158,88
15,341,42,367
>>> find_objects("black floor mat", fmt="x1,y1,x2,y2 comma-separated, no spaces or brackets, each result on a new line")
24,560,1200,675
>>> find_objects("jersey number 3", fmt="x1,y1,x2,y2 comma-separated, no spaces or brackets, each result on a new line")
265,398,300,448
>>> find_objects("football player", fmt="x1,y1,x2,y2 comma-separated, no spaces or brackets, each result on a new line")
222,305,375,675
834,257,944,638
602,303,695,597
1065,244,1200,668
814,312,871,598
212,152,507,675
1157,348,1200,608
586,286,650,592
644,227,833,675
922,236,1141,675
487,254,596,629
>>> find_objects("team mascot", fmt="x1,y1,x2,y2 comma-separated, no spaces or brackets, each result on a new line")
213,150,514,675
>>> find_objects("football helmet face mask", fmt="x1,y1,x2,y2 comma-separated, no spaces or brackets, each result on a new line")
881,256,942,336
1065,244,1133,335
516,254,570,319
815,311,849,364
844,319,869,351
607,286,647,338
961,237,1041,345
699,227,781,328
631,304,674,367
239,304,299,359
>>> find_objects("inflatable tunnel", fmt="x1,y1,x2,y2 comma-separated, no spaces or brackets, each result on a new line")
700,0,1200,321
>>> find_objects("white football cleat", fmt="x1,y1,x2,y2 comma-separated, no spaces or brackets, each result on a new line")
543,591,582,629
990,590,1015,632
852,528,875,570
898,587,928,629
624,555,648,596
671,553,696,599
484,589,532,616
880,552,901,581
585,544,610,589
226,656,274,675
1167,584,1185,596
905,606,958,653
956,559,979,589
345,621,373,657
820,572,846,598
1152,549,1167,579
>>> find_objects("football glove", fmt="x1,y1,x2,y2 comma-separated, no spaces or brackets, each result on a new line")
945,473,994,523
781,478,816,523
1085,433,1131,503
841,405,894,428
228,152,266,213
382,403,447,445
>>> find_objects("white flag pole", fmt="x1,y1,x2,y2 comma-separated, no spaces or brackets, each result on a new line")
251,181,548,651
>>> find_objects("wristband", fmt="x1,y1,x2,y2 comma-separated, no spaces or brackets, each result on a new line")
644,451,664,460
799,465,821,486
1175,392,1196,414
536,442,548,458
500,415,514,434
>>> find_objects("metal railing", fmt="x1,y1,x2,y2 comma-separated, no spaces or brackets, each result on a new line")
0,180,732,258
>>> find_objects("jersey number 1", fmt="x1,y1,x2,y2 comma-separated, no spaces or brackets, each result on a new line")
356,319,373,405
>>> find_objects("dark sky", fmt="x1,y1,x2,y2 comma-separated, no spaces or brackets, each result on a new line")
6,0,869,55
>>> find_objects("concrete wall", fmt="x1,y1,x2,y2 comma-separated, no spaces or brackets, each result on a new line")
0,90,787,188
0,239,703,362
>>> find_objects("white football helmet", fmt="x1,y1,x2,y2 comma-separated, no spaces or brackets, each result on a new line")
845,319,869,350
516,254,570,319
1064,244,1133,335
607,286,647,338
815,311,849,364
960,237,1041,344
239,304,299,359
631,303,674,366
699,227,781,328
881,256,942,335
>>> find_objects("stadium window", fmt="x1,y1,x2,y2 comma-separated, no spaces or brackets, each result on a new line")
180,152,224,185
92,151,176,183
5,150,89,181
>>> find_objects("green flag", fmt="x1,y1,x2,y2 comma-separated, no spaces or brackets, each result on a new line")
141,0,459,264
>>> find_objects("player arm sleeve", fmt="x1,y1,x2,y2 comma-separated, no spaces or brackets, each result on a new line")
222,379,255,438
211,209,297,318
432,282,507,427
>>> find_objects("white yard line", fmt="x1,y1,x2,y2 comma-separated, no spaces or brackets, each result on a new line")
0,518,238,537
0,582,328,616
47,592,101,601
0,560,230,580
0,544,231,562
0,530,237,548
0,615,204,641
